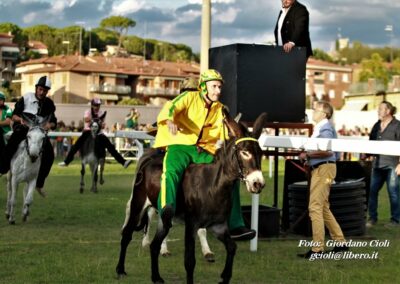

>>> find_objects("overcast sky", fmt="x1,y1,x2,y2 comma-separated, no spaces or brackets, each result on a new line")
0,0,399,53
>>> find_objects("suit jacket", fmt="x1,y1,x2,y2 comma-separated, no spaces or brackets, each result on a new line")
274,1,313,58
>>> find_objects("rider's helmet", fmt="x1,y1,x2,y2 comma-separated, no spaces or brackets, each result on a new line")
0,91,5,101
179,77,198,92
91,98,102,106
35,76,52,89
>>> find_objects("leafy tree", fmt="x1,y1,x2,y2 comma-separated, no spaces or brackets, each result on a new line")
123,36,145,55
0,22,27,47
90,27,118,52
23,25,58,55
312,48,333,62
359,53,390,86
25,50,42,60
100,16,136,55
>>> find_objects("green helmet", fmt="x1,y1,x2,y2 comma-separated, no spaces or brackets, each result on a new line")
0,91,5,100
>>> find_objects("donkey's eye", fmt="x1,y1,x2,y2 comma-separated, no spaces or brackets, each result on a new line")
240,151,252,160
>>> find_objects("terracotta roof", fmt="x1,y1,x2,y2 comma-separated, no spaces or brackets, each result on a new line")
18,55,200,78
307,57,352,71
0,33,13,38
0,42,18,47
28,40,48,49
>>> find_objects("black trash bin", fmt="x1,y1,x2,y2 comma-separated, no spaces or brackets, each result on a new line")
288,180,367,236
242,205,281,237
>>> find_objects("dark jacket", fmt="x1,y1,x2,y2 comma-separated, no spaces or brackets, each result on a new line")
13,92,57,129
274,1,313,58
369,118,400,168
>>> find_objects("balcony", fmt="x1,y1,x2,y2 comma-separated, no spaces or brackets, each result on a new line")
136,86,180,96
89,84,131,95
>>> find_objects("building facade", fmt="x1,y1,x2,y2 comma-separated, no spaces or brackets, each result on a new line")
15,55,199,105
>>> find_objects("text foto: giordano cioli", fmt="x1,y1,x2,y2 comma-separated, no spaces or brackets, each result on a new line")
298,239,390,248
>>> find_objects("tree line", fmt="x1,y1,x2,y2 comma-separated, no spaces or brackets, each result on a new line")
0,16,199,63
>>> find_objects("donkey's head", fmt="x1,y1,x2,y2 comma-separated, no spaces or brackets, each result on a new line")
90,111,107,138
223,110,267,194
22,112,48,163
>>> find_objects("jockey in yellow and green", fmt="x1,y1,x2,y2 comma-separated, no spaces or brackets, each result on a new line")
153,69,256,240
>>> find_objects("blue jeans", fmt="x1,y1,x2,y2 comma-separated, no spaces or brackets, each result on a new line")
368,167,400,223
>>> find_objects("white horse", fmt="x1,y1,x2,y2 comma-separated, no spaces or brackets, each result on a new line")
141,207,215,262
6,114,49,224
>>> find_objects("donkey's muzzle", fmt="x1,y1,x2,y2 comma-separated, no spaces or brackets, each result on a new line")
30,155,39,163
245,170,265,194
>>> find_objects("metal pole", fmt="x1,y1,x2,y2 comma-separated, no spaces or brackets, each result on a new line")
200,0,211,72
250,194,259,252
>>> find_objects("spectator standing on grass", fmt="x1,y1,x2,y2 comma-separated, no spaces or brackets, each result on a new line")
363,101,400,228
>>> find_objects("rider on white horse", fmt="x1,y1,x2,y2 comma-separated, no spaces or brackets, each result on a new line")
0,76,57,197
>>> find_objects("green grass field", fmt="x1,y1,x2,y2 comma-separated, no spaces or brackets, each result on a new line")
0,159,399,284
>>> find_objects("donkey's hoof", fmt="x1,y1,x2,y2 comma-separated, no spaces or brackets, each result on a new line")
91,188,98,193
161,251,171,257
22,214,29,222
152,277,165,284
9,220,15,225
79,188,84,194
204,252,215,263
5,214,10,220
116,271,127,279
100,179,105,185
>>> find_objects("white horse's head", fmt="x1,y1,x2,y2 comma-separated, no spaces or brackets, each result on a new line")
22,113,48,163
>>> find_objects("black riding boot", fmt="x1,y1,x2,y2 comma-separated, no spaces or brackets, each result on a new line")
0,125,28,174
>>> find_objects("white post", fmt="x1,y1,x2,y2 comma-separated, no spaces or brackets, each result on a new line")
250,193,259,252
200,0,211,72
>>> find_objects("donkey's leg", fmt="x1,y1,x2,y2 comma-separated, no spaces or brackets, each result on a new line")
143,207,171,256
184,220,197,284
197,228,214,262
5,172,12,220
150,206,173,284
8,176,18,224
99,158,105,185
116,194,150,277
210,224,237,284
90,162,98,193
22,180,36,222
80,163,85,193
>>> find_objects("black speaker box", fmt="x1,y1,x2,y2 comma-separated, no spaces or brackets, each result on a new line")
209,44,307,122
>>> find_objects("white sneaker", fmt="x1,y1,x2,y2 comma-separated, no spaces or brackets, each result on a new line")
366,220,377,228
58,161,67,167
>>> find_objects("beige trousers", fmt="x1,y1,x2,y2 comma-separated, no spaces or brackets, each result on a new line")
308,163,345,252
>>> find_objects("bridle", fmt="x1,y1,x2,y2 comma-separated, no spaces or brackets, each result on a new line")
25,126,47,157
233,137,260,181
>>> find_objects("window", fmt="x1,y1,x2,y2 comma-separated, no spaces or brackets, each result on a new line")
342,74,349,82
329,89,335,99
329,72,336,82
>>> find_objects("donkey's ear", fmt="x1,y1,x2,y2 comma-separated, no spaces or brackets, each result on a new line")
252,112,267,139
38,115,50,128
222,107,243,138
21,112,35,127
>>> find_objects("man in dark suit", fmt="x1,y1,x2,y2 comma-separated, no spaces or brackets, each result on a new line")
274,0,313,58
